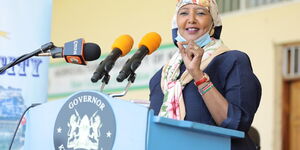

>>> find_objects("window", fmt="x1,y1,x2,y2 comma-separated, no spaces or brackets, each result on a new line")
217,0,240,13
283,45,300,79
216,0,293,13
246,0,291,8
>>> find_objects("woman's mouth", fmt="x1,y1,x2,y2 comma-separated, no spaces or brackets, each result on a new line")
186,27,199,34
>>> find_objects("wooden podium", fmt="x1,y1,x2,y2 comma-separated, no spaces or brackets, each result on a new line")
24,90,244,150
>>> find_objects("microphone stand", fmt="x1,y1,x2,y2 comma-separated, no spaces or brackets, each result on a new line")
0,42,54,74
100,74,110,92
110,73,136,98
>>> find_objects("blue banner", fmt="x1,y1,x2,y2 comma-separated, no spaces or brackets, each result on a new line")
0,0,52,149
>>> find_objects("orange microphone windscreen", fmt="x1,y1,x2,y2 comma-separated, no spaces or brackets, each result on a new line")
138,32,161,55
111,34,134,56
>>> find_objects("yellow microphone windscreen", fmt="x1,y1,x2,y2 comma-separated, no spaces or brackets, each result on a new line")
138,32,161,55
111,34,134,56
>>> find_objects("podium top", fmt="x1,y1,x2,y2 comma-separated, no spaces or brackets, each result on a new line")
152,116,244,138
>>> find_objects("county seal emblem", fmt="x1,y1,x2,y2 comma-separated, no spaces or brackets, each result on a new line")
53,91,116,150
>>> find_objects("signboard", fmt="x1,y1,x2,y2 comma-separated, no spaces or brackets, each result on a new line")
0,0,52,149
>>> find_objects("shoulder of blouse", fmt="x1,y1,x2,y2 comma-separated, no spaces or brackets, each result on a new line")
219,50,250,61
208,50,252,69
149,67,163,88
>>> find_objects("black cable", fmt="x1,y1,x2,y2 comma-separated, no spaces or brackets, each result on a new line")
8,103,41,150
0,42,54,74
0,54,28,73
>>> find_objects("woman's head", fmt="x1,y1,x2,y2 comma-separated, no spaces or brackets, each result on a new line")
172,0,222,44
177,4,213,41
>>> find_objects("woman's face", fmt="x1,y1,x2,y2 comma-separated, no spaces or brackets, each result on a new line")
177,4,213,41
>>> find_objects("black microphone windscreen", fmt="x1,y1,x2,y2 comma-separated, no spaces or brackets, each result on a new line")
83,43,101,61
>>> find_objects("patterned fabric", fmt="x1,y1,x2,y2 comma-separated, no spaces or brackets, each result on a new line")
176,0,210,10
159,40,229,120
159,0,227,120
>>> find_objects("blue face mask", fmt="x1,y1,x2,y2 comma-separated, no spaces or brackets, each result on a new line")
175,32,212,48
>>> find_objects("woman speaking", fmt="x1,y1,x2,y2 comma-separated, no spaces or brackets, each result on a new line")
149,0,262,149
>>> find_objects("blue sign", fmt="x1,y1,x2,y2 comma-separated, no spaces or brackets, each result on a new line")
54,91,116,150
0,0,52,149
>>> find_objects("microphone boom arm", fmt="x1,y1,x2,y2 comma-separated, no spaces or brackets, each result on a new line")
0,42,54,73
109,73,136,98
100,73,110,92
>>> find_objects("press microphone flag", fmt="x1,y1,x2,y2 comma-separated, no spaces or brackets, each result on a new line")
39,38,101,65
116,32,161,82
91,35,134,83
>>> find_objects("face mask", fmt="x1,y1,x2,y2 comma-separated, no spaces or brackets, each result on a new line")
175,32,212,48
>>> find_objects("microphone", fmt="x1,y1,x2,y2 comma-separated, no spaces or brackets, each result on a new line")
39,38,101,65
91,35,134,83
116,32,161,82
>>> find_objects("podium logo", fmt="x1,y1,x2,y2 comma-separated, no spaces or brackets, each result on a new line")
0,30,9,39
67,110,102,149
53,91,116,150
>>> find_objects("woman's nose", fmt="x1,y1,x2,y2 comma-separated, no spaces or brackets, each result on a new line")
187,13,196,24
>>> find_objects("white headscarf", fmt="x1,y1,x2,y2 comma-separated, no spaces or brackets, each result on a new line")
159,0,228,120
172,0,222,47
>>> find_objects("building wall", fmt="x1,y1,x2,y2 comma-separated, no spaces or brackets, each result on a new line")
51,0,177,100
221,2,300,150
51,0,300,149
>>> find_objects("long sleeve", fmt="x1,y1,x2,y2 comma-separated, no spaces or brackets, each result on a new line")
149,50,261,149
210,51,261,132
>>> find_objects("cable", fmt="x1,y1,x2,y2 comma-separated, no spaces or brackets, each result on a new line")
8,103,41,150
0,54,28,73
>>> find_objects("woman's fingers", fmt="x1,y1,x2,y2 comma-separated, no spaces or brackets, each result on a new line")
177,41,190,54
177,42,191,64
177,42,185,54
177,41,204,63
188,41,204,58
185,41,199,59
177,41,205,76
178,41,189,46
